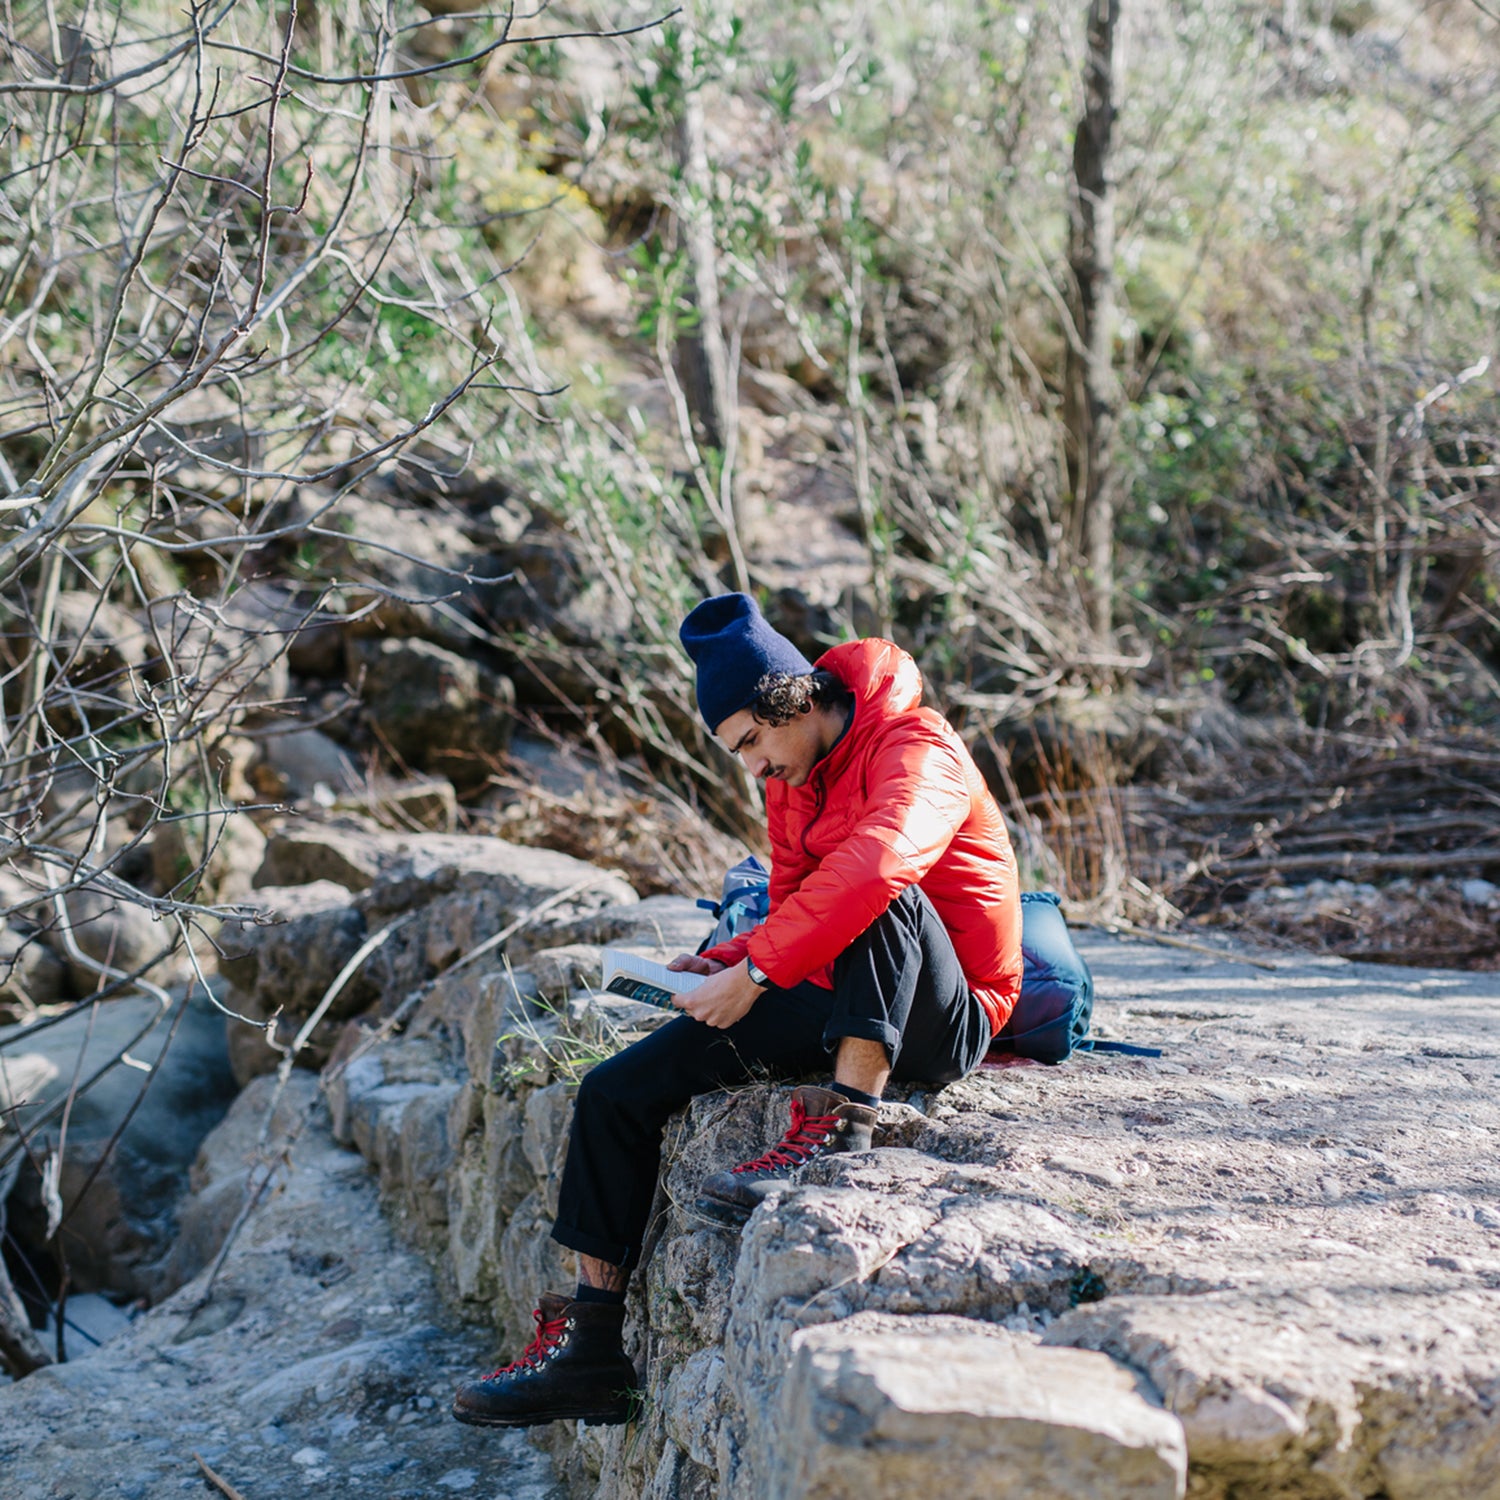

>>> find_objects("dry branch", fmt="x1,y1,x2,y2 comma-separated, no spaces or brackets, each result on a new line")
0,1258,54,1377
193,1452,249,1500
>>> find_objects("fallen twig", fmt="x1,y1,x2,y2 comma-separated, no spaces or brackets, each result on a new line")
194,1452,248,1500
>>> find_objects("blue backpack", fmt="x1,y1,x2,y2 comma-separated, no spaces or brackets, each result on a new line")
696,855,773,950
991,892,1095,1063
992,891,1158,1063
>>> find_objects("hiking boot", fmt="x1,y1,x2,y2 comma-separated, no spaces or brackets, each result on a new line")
695,1084,879,1227
451,1293,638,1428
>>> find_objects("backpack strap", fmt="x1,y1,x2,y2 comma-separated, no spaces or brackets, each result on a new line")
1081,1039,1164,1057
719,882,771,911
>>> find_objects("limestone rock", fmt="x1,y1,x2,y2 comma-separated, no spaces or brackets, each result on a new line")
0,925,68,1014
255,725,363,801
219,879,369,1028
1047,1291,1500,1500
190,583,351,683
774,1312,1187,1500
532,894,711,959
0,988,238,1302
476,506,634,654
411,961,544,1097
661,1347,730,1474
0,1050,56,1206
154,1072,324,1296
254,823,411,893
361,832,635,916
528,944,603,999
348,636,514,788
322,1026,459,1254
354,836,636,1008
320,490,508,654
44,882,170,994
520,1082,577,1190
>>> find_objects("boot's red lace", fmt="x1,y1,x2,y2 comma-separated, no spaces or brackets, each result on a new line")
731,1097,840,1174
486,1306,568,1378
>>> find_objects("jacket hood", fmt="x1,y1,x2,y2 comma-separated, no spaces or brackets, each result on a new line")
813,638,924,771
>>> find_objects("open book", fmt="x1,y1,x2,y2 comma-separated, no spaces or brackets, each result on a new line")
600,948,706,1009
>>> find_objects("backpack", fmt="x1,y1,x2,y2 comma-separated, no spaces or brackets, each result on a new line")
696,855,772,951
991,891,1160,1064
990,891,1095,1064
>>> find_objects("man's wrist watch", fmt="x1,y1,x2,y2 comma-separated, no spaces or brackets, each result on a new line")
745,956,770,988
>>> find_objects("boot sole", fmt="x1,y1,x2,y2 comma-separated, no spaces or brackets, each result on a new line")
693,1193,752,1227
452,1399,633,1429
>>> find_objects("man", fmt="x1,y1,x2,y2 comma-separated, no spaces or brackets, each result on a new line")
452,593,1022,1429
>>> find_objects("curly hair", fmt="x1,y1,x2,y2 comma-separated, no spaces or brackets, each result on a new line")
748,669,852,727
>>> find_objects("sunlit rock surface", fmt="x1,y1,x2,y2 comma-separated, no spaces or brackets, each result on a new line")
7,829,1498,1498
323,904,1500,1498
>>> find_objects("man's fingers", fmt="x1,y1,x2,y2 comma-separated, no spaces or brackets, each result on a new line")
674,996,717,1027
667,954,721,974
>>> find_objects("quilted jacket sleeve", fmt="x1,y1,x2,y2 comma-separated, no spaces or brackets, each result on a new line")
743,720,971,986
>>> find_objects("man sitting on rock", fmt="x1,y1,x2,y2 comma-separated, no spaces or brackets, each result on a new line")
452,592,1023,1430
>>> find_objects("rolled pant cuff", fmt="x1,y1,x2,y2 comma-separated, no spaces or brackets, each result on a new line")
824,1016,900,1058
550,1219,637,1272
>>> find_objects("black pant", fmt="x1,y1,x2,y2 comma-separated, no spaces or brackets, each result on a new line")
551,886,991,1269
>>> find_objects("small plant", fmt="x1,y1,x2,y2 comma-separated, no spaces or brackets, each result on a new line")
492,980,635,1091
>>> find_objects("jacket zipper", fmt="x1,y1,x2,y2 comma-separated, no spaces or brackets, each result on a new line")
800,700,855,861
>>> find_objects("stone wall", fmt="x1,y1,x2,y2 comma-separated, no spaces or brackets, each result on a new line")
326,933,1189,1500
323,889,1500,1500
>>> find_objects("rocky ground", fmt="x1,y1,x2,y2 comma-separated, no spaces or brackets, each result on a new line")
615,924,1500,1499
3,887,1499,1498
332,883,1500,1499
0,1073,563,1500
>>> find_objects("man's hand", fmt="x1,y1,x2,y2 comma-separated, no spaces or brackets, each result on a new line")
667,953,727,976
673,960,763,1029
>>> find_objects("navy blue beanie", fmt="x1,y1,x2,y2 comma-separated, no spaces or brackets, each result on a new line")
679,593,814,732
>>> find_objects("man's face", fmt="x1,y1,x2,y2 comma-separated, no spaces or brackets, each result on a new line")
715,706,829,789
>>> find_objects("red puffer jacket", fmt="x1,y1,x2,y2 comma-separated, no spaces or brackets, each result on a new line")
702,638,1022,1035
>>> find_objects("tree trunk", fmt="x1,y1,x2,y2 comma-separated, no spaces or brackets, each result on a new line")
1064,0,1123,646
675,45,732,457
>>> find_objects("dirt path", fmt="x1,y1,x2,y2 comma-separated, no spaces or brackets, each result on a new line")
0,1077,562,1500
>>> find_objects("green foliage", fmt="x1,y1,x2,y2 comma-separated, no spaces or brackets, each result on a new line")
12,0,1494,889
